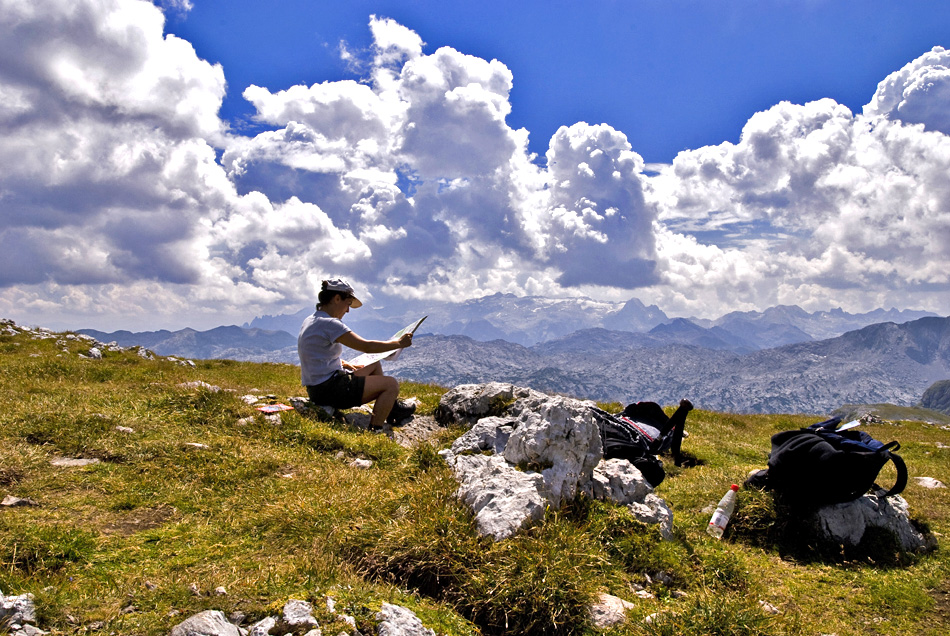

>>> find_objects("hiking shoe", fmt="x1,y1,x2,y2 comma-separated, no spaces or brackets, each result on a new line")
387,398,417,425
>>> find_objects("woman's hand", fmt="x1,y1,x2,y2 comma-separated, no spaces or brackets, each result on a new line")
398,332,413,348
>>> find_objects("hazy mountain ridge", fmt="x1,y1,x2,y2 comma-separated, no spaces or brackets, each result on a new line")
79,325,297,362
246,295,937,349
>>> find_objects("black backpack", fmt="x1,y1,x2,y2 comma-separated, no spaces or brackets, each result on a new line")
589,400,693,487
767,417,908,508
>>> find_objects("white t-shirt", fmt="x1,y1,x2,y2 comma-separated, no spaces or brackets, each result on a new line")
297,309,352,386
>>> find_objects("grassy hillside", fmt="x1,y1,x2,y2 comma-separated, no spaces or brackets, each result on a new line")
1,321,949,635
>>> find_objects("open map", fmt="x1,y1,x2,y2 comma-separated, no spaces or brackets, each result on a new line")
347,316,427,368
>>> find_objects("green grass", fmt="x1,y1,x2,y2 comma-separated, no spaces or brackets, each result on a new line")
1,323,949,635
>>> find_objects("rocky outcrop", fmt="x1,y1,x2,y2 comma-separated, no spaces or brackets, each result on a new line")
438,383,674,541
165,599,432,636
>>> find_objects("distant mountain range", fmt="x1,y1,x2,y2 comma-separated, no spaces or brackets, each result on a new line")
244,294,936,349
387,317,950,414
78,296,949,414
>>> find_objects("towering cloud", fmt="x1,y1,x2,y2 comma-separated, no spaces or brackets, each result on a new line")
0,1,947,330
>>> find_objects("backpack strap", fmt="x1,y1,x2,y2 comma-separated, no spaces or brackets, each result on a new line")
878,451,908,497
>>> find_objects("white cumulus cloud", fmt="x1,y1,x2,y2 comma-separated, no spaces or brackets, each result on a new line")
0,5,947,330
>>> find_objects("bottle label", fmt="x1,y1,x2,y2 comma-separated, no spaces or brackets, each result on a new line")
709,510,729,528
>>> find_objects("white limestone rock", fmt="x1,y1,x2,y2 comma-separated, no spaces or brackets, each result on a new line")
502,395,602,506
589,592,634,629
589,458,653,505
436,382,546,426
169,610,243,636
915,476,946,489
449,416,518,455
451,453,546,540
375,603,435,636
627,494,675,540
0,591,37,625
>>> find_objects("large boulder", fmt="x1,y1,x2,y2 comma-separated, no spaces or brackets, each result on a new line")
439,383,674,541
435,382,547,426
502,394,602,506
449,453,547,540
810,494,937,553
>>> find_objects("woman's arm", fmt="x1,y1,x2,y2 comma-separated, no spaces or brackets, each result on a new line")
336,330,412,354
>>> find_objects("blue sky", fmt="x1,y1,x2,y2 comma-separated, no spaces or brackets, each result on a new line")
1,0,949,331
167,0,950,163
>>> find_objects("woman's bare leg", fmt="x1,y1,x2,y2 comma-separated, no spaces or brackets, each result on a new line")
360,375,399,428
354,363,398,428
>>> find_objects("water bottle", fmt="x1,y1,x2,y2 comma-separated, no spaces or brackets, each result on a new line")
707,484,739,538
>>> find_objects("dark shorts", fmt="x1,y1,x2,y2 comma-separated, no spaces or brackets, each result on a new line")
306,371,366,409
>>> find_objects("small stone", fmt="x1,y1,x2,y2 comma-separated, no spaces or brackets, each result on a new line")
188,582,200,596
654,571,674,586
915,476,946,489
643,613,659,625
759,600,781,615
246,616,276,636
671,590,688,599
184,443,208,450
2,495,38,507
589,592,634,629
144,581,157,590
349,459,373,469
214,586,227,596
281,599,318,630
170,610,242,636
634,589,655,599
50,457,99,467
177,380,219,391
376,603,434,636
115,426,134,434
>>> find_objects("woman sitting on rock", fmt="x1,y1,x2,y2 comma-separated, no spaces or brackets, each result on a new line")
297,279,414,430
